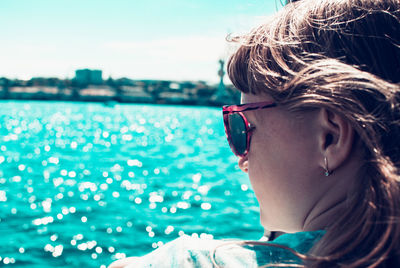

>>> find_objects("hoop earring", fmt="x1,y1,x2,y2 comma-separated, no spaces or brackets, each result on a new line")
324,157,331,176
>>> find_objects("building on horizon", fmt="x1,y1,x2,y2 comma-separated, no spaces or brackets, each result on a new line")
74,69,103,85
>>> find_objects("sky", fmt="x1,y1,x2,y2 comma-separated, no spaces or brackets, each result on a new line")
0,0,282,84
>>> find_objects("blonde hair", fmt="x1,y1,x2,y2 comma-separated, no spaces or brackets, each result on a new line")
227,0,400,266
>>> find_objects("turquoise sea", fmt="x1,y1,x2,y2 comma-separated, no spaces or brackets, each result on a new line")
0,101,263,267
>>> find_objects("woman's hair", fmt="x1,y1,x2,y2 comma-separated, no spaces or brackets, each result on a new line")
227,0,400,267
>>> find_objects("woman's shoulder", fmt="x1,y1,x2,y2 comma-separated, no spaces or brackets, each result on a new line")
108,231,325,268
272,230,326,252
109,234,255,268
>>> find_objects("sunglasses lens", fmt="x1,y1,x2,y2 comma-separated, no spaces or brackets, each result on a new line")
227,113,247,156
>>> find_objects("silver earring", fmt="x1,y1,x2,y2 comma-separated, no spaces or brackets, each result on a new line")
324,157,331,176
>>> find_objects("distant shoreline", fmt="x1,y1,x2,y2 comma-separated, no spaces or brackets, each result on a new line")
0,83,239,107
0,92,223,107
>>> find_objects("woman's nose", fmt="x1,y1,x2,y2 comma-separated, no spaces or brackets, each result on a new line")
238,155,249,173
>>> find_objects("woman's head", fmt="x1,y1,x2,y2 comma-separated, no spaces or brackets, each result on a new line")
226,0,400,266
227,0,400,185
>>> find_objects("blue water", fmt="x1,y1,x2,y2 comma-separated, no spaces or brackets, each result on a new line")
0,101,263,267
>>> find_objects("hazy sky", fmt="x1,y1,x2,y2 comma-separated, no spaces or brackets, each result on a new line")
0,0,281,83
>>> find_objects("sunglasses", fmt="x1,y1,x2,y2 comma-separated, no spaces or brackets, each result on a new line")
222,101,277,157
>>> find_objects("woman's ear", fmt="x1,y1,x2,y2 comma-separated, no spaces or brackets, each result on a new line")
317,108,355,172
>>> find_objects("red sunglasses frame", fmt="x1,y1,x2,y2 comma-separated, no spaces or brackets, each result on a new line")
222,101,277,157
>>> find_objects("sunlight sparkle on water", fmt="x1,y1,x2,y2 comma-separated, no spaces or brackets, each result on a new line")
0,102,260,267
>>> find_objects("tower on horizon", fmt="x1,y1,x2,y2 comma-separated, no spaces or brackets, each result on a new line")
211,59,231,104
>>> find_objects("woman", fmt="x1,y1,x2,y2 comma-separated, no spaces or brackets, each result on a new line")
110,0,400,266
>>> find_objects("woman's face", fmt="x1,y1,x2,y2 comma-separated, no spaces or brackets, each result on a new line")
239,93,324,232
